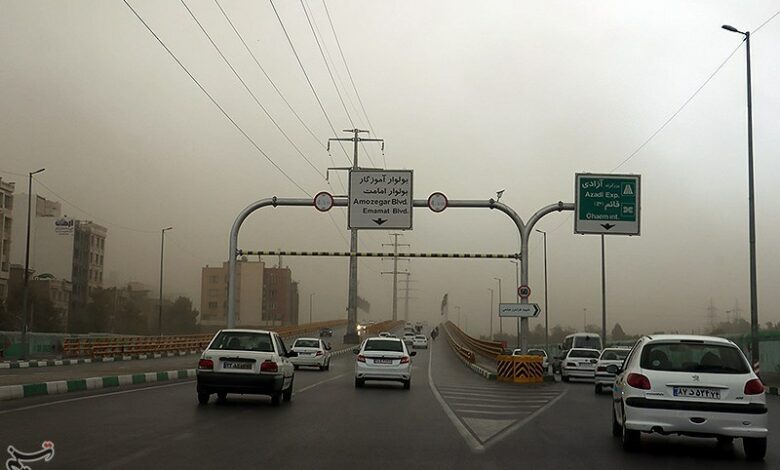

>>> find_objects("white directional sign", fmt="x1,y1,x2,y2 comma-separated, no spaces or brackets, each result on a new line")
499,303,541,318
349,169,413,230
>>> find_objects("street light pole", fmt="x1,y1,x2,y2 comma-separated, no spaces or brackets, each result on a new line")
21,168,45,360
510,260,520,348
158,226,173,336
536,229,549,353
309,293,315,324
494,277,502,337
488,288,494,340
722,24,760,368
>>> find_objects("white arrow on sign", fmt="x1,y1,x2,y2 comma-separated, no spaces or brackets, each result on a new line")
498,303,541,318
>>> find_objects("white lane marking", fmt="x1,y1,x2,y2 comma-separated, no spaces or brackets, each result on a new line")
457,409,532,416
480,389,568,452
447,402,543,409
295,373,347,394
0,380,195,415
427,346,485,453
438,390,553,399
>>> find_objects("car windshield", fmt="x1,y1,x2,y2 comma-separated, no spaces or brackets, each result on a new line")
569,350,600,359
600,349,629,361
527,350,545,357
640,342,750,373
210,332,274,352
364,340,404,352
415,336,425,339
294,339,320,348
572,336,602,350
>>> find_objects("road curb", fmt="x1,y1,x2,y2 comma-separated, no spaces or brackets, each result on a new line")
0,368,197,401
0,350,201,369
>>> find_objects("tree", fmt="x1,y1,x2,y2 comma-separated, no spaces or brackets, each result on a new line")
611,323,628,341
84,287,113,333
162,297,198,334
0,300,19,331
113,298,147,335
3,288,61,332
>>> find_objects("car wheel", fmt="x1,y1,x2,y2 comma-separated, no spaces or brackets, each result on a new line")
325,361,330,371
197,392,210,405
594,384,601,394
716,436,734,446
611,403,622,437
743,437,767,461
270,392,282,407
283,378,294,403
355,378,364,388
562,375,570,383
621,404,640,451
217,392,227,402
403,380,411,390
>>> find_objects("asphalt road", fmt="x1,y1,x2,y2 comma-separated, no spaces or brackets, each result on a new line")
0,331,777,469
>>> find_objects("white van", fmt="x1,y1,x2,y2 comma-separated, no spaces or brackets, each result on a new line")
561,333,603,352
553,333,602,373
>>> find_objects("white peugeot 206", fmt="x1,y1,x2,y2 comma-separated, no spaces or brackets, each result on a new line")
611,335,767,460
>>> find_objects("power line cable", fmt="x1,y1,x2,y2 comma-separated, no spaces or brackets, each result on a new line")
121,0,310,196
299,0,378,168
180,0,325,179
610,43,743,172
322,0,386,168
269,0,352,168
33,177,158,234
213,0,325,150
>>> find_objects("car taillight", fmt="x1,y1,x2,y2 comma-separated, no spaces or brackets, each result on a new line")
744,378,764,395
357,355,366,363
627,373,651,390
198,358,214,370
400,356,410,364
260,360,278,373
597,366,607,372
315,351,324,356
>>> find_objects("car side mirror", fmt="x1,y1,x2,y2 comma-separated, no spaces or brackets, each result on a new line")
410,351,417,357
352,347,360,354
287,351,298,358
326,345,332,351
606,364,620,374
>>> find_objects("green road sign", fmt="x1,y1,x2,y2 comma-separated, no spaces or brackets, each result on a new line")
575,173,640,235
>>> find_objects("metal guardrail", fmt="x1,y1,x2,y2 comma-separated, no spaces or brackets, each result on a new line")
62,320,348,358
445,321,504,359
443,322,476,364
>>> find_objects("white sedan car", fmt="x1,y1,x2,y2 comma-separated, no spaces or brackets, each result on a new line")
412,335,428,349
612,335,767,460
561,348,601,382
289,337,331,371
196,329,296,406
594,347,630,393
354,337,416,389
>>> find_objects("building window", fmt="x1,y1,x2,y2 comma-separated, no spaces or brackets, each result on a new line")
209,276,217,284
208,301,218,309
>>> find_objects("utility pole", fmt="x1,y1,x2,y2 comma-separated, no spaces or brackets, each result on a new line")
381,233,409,321
327,129,384,344
309,293,315,324
494,277,503,337
488,288,494,340
21,168,45,360
159,226,173,336
706,298,718,331
399,275,416,321
601,234,607,345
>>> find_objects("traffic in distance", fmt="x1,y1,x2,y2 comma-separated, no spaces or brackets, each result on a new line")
190,320,770,462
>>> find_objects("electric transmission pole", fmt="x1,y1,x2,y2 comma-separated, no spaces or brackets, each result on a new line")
327,129,384,344
381,233,409,321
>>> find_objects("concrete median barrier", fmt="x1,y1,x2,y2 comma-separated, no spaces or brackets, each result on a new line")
0,369,196,401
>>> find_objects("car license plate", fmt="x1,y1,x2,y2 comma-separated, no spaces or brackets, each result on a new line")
673,387,721,399
223,361,252,370
374,358,393,365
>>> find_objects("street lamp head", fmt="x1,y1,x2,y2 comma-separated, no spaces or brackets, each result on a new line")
163,226,173,231
495,189,505,201
535,229,546,234
722,24,744,34
31,168,45,176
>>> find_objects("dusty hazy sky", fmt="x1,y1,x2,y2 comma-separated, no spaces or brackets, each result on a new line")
2,1,779,337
